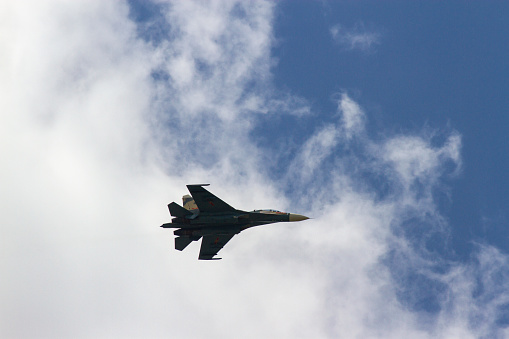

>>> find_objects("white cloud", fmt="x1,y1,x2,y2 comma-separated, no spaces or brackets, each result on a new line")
1,1,509,338
287,92,365,184
338,92,365,138
330,23,381,52
379,133,462,208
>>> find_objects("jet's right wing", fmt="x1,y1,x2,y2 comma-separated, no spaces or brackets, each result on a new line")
187,184,236,213
198,233,236,260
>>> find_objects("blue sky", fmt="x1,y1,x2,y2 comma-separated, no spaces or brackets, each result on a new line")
2,1,509,338
270,1,509,259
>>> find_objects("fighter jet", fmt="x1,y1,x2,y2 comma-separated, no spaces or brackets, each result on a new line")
161,184,309,260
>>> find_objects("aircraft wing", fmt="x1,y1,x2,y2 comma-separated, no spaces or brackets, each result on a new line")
198,233,236,260
187,184,236,213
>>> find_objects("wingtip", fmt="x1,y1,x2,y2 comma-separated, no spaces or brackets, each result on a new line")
198,257,222,260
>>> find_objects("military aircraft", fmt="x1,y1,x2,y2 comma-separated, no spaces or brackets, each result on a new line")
161,184,309,260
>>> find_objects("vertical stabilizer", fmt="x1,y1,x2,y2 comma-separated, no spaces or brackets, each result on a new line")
182,195,198,211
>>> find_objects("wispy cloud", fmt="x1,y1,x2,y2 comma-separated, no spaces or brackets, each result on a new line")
287,92,365,183
330,22,381,52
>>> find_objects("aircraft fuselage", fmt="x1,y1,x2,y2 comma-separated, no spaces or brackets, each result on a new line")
161,210,294,230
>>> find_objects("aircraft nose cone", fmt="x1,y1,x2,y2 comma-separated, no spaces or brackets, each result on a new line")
289,213,310,222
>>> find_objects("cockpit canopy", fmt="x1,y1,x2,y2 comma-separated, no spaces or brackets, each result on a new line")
252,209,284,214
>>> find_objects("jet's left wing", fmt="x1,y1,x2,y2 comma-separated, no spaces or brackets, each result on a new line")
187,184,236,213
198,233,236,260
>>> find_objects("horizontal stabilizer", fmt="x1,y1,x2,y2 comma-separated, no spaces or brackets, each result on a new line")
175,236,194,251
168,202,193,218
